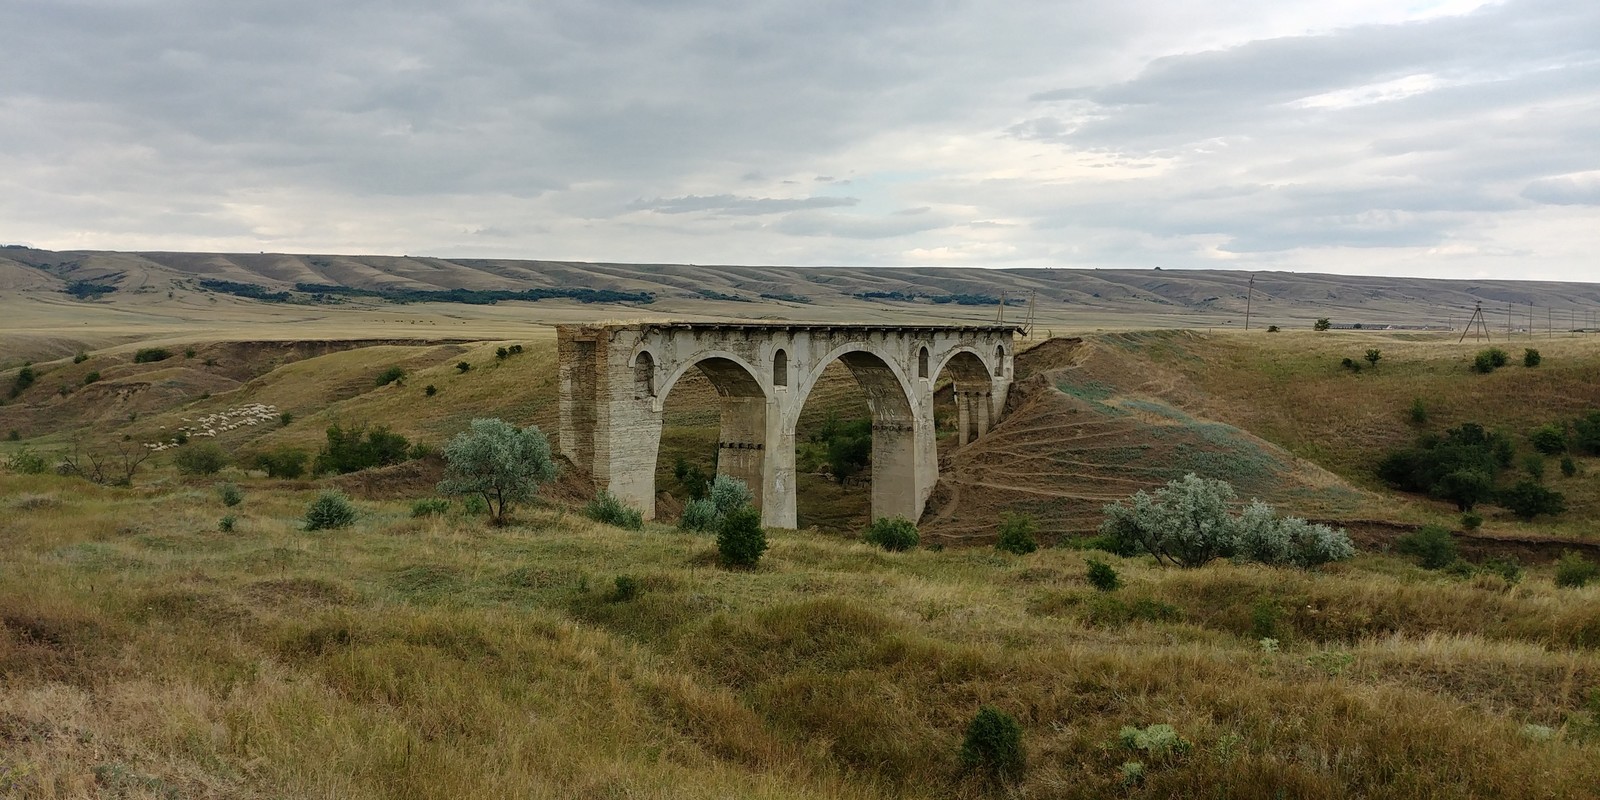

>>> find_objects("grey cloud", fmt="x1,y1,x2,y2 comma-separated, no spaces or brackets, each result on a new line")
1523,174,1600,206
774,210,952,239
629,194,859,215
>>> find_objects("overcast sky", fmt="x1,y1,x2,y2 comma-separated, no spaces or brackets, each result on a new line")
2,0,1596,279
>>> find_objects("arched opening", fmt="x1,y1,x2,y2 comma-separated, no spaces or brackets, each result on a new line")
773,349,789,387
918,346,930,379
633,351,656,399
994,345,1005,377
794,349,918,530
932,350,995,457
653,356,767,521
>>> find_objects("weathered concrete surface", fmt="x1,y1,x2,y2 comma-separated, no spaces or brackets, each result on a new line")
558,322,1017,528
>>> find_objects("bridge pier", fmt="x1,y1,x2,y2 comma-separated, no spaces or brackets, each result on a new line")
558,323,1015,529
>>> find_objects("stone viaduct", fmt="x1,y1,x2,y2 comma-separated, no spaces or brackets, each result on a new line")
557,322,1017,528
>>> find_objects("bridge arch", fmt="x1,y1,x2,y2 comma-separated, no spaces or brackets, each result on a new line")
557,322,1017,528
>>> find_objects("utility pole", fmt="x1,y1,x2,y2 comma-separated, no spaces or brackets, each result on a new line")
1244,274,1254,331
1507,302,1513,338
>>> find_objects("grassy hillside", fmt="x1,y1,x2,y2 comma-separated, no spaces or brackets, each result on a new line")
2,474,1598,798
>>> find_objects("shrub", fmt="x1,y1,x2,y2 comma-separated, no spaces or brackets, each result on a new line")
1481,557,1523,585
255,447,308,479
1100,474,1237,567
1313,318,1331,331
1561,456,1578,477
279,411,294,427
1409,398,1428,426
1340,357,1362,373
716,506,766,568
133,347,171,363
996,513,1039,555
611,575,640,602
1574,412,1600,455
375,366,406,387
304,491,358,531
6,429,18,441
314,422,411,474
438,418,557,524
218,515,235,532
1233,501,1355,568
1530,423,1567,455
174,442,228,475
1266,325,1280,333
455,361,471,373
1461,511,1483,531
863,516,919,551
410,498,450,517
1499,480,1566,521
424,384,437,397
1378,423,1510,509
174,431,189,445
1555,551,1599,588
4,446,48,475
586,491,644,530
73,352,88,364
1396,525,1457,569
217,482,243,507
959,706,1024,783
1522,454,1546,481
82,371,101,385
679,498,718,532
9,366,36,398
1086,558,1122,591
1364,348,1381,367
1524,348,1542,367
495,346,510,360
672,457,710,500
509,344,523,355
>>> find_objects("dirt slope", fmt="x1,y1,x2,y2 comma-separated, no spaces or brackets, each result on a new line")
921,336,1369,544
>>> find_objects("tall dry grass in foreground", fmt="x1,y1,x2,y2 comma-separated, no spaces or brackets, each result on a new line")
1,472,1598,798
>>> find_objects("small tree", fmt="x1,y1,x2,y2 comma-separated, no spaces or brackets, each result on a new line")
996,513,1039,555
438,418,557,524
959,706,1025,784
1100,474,1237,567
1233,500,1354,568
717,506,767,568
217,482,244,507
1313,318,1331,332
1364,349,1382,368
682,475,755,532
864,516,919,551
4,446,48,475
1524,348,1542,367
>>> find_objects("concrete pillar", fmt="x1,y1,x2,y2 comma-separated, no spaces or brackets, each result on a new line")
716,394,766,511
872,421,920,521
976,391,992,438
956,390,970,447
765,389,798,528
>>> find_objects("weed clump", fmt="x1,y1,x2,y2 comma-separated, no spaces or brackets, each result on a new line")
410,498,450,517
586,491,644,530
1560,456,1578,477
1555,551,1598,588
218,515,236,533
1409,398,1429,425
304,491,358,531
1087,558,1122,591
1396,525,1457,569
611,575,641,602
863,516,918,551
716,506,766,568
996,513,1039,555
1461,511,1483,531
82,371,101,385
959,706,1024,784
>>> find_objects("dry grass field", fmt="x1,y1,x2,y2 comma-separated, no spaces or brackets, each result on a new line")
1,473,1598,799
4,255,1600,797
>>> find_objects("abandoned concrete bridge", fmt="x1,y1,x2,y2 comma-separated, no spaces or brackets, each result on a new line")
558,322,1018,528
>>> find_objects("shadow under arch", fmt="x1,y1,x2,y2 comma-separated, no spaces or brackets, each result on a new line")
790,344,921,523
652,353,770,516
